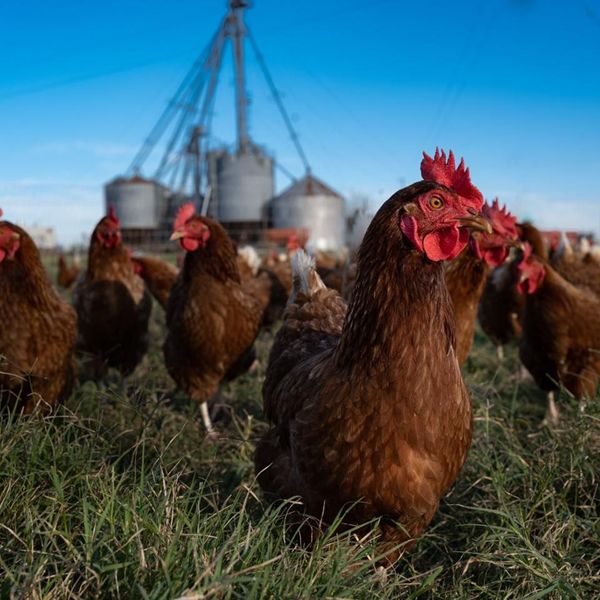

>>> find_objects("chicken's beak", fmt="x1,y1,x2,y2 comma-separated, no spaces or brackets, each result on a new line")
170,230,185,241
458,215,493,234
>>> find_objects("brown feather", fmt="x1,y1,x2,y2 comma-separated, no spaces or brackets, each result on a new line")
57,254,80,289
520,262,600,398
255,181,473,561
477,222,547,352
164,217,263,406
132,255,179,310
0,223,77,413
445,251,490,365
478,260,524,348
551,249,600,298
73,217,152,377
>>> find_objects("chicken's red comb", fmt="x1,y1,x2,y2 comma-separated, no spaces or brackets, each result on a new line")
482,198,518,239
421,148,483,210
0,208,3,218
106,205,120,226
174,203,196,230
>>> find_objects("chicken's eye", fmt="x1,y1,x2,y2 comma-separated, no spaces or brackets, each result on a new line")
429,196,444,210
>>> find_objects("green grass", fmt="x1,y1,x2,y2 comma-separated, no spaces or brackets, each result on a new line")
1,258,599,598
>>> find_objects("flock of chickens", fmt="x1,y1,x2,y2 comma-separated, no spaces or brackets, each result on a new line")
1,148,599,564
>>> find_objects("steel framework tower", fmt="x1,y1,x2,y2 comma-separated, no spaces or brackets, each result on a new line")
123,0,310,215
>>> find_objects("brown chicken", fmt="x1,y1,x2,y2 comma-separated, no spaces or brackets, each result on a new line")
256,243,303,326
518,221,547,258
551,236,600,298
318,254,358,300
255,149,488,561
131,255,179,310
477,221,546,359
73,208,152,377
57,254,80,289
477,260,524,359
266,257,293,295
445,200,518,365
0,209,77,413
131,247,271,317
587,244,600,264
244,271,272,321
517,243,600,424
164,204,263,435
236,246,273,321
254,262,289,326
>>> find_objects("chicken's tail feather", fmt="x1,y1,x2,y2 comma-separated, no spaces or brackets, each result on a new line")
290,250,325,304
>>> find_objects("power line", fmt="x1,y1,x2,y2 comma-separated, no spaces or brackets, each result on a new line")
0,0,394,104
0,52,191,102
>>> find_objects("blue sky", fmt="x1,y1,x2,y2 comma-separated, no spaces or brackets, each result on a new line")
1,0,599,245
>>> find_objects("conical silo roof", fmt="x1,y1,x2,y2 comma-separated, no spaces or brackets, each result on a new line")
275,174,343,201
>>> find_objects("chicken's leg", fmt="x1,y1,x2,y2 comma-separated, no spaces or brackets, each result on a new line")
542,391,560,427
496,345,504,362
200,401,217,438
518,364,531,381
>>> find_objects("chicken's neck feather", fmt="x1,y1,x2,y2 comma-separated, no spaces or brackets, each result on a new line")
334,230,456,374
183,232,241,284
519,223,547,259
0,226,59,308
445,251,489,299
88,240,131,278
86,236,149,304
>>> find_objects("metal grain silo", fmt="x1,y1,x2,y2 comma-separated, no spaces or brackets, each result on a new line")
104,176,168,228
210,147,274,224
104,176,169,245
271,174,346,251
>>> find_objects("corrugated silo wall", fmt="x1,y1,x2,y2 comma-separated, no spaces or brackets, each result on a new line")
105,181,167,229
272,193,346,251
216,152,274,223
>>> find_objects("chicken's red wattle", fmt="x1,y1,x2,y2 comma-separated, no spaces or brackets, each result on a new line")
401,215,469,261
